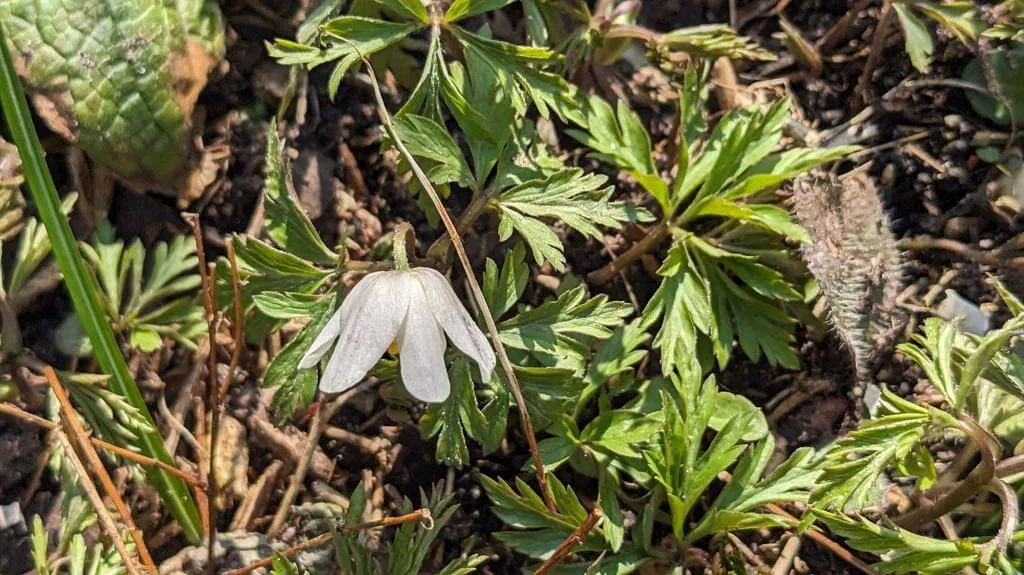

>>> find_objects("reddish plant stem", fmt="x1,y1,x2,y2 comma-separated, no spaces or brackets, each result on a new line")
895,418,996,530
534,507,604,575
220,238,245,399
224,508,432,575
185,213,221,575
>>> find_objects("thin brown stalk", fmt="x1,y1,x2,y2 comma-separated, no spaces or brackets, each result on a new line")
0,402,204,488
220,238,246,399
588,222,670,285
184,212,221,575
765,503,878,575
226,508,432,575
534,507,603,575
45,367,155,575
55,430,144,575
351,35,557,513
266,384,367,538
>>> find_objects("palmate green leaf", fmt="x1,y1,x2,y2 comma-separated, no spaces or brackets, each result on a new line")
65,223,205,354
811,389,936,511
392,114,474,188
451,27,585,125
265,292,338,424
499,285,633,364
221,235,332,340
482,242,528,320
449,55,515,180
496,168,652,270
375,0,430,24
692,238,800,369
642,239,713,375
643,366,754,541
689,435,817,541
421,356,508,466
319,16,422,99
264,127,338,265
894,2,936,73
482,474,608,559
566,95,662,204
398,31,497,147
253,291,324,319
815,512,980,574
576,319,650,413
511,363,580,429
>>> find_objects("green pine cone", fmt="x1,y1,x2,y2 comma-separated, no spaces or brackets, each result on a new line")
0,0,224,184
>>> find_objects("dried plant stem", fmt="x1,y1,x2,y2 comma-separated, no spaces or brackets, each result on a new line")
534,507,603,575
0,402,204,488
352,35,556,513
266,386,365,538
55,430,144,575
589,222,670,285
225,508,431,575
221,238,246,399
896,418,996,530
764,503,878,575
45,367,155,575
185,212,222,575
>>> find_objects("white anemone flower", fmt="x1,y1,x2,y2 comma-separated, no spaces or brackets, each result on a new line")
298,266,496,403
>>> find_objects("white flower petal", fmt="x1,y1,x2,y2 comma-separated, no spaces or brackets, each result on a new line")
397,290,450,402
319,271,414,393
298,272,386,369
413,267,496,383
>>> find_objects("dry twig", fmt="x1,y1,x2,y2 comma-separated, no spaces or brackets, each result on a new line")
45,367,156,575
0,402,203,487
534,507,604,575
226,508,432,575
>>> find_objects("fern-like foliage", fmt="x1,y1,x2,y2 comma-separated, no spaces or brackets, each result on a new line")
56,222,205,355
790,172,903,380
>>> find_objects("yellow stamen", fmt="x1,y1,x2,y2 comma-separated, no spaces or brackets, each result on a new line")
388,340,400,356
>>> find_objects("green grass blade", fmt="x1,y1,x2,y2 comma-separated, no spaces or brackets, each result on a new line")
0,29,203,544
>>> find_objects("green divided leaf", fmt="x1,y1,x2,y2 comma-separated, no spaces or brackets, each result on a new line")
482,474,608,559
265,292,338,424
496,168,652,270
264,127,338,265
811,389,935,511
499,285,633,364
421,356,508,467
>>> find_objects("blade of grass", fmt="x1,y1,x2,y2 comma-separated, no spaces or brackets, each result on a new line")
0,29,204,543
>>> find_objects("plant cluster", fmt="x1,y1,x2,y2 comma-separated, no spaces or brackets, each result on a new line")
2,0,1024,574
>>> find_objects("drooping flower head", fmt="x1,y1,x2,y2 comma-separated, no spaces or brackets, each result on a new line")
299,225,495,402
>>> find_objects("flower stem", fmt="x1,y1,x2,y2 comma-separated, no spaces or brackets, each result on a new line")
393,221,415,271
352,35,559,514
